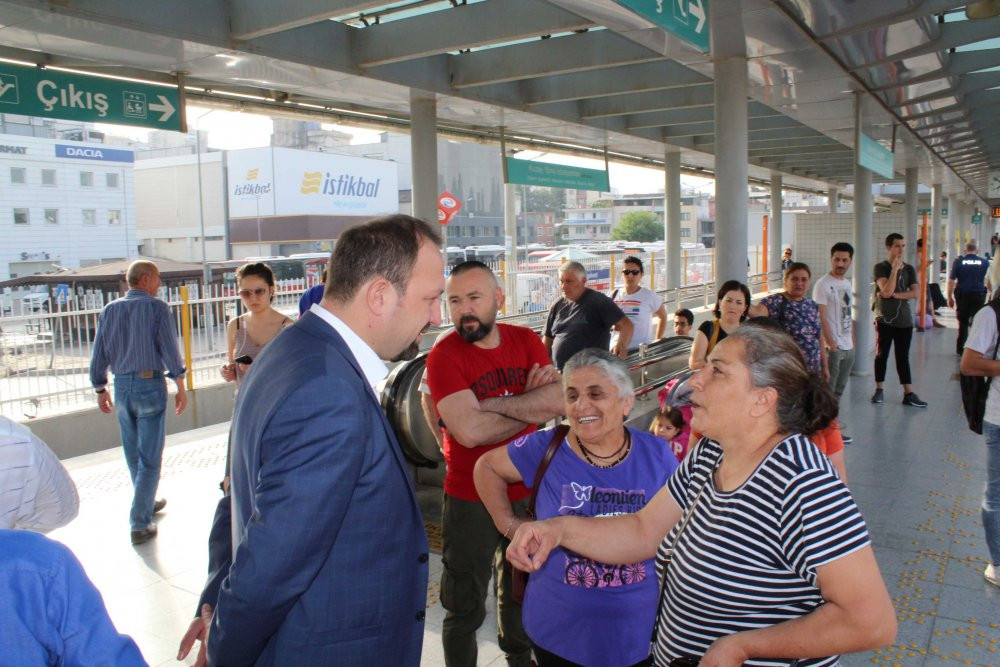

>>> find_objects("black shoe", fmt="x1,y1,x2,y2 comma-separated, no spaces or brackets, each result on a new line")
153,498,167,514
870,389,884,404
130,525,158,545
902,392,928,408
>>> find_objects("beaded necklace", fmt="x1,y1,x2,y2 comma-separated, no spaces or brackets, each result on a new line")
576,428,632,468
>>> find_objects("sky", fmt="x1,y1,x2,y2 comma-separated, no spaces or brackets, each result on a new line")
95,104,715,195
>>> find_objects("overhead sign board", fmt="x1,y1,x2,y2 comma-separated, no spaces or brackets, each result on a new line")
505,157,610,192
857,132,894,179
992,206,1000,218
0,61,183,132
613,0,710,52
972,213,983,224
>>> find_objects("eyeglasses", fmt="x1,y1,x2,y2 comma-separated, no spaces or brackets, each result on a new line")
238,287,268,298
622,269,641,276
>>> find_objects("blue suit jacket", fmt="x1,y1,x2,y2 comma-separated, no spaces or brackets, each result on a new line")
207,311,429,666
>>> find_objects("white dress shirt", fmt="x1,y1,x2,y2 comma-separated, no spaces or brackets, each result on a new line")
309,303,388,393
0,417,79,532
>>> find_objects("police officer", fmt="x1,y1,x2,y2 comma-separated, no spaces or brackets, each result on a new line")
948,240,989,354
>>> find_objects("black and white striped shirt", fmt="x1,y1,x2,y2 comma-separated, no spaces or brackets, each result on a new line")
652,435,870,666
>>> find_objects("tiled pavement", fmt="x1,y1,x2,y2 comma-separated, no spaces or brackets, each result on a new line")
47,308,998,666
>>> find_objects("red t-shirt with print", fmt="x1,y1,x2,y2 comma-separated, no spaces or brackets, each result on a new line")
426,324,552,502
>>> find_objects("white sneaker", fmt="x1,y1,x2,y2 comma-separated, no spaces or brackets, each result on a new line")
986,563,1000,587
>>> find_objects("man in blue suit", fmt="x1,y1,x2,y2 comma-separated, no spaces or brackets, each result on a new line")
203,215,444,666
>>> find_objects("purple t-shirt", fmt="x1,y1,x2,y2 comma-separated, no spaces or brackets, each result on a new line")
760,293,822,373
508,427,678,666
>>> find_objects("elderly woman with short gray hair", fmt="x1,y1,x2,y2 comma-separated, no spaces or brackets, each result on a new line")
506,323,896,666
475,348,679,667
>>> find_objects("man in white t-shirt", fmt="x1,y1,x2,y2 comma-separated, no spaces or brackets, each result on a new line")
959,300,1000,588
612,256,667,350
813,242,855,397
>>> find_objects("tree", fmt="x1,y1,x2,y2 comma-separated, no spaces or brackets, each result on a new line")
524,186,564,215
610,211,663,242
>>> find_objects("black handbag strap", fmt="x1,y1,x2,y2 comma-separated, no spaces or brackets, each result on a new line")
987,300,1000,393
527,424,570,519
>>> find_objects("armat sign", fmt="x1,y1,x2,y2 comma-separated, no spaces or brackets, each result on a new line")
438,192,462,224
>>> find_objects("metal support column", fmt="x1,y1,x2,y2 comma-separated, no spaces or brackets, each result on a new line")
931,184,942,281
665,150,682,290
713,55,749,284
409,89,439,242
904,167,919,267
770,172,783,282
947,194,957,263
828,187,838,213
852,94,874,375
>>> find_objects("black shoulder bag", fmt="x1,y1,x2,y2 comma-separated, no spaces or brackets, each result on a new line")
960,299,1000,434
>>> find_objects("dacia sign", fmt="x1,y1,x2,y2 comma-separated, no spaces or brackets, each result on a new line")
0,61,183,132
55,144,134,163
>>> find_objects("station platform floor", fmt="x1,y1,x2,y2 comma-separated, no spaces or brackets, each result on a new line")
47,307,999,666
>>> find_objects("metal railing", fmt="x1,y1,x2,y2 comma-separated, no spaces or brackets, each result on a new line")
0,263,781,422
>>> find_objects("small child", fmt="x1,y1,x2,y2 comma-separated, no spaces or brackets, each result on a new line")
650,406,689,462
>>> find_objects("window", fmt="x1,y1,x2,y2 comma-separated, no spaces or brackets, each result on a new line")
80,171,94,187
680,228,691,238
106,173,119,188
44,209,58,225
13,208,28,225
41,169,56,186
82,209,96,225
681,212,691,221
108,209,121,225
10,167,25,184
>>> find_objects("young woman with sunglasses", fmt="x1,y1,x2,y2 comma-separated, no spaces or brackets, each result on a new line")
219,262,292,386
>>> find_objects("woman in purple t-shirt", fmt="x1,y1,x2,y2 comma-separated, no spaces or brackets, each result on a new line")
475,349,678,667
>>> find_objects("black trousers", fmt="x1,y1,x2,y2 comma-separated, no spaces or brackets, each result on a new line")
534,645,652,667
955,291,987,353
874,320,913,385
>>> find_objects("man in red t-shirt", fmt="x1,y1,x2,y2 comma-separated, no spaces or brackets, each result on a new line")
427,261,565,667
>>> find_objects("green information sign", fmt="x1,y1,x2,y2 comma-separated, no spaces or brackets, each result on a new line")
505,157,610,191
612,0,710,52
857,132,894,179
917,208,931,215
0,61,183,131
972,213,983,224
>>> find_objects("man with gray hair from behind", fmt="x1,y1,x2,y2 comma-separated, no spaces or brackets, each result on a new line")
544,261,633,370
90,259,188,546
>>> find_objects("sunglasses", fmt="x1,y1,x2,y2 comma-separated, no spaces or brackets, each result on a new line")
622,269,641,276
238,287,269,298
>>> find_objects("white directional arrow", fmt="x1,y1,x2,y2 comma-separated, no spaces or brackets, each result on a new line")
689,0,706,33
149,95,175,123
676,0,687,17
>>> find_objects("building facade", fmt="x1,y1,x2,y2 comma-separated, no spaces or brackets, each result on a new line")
0,132,136,281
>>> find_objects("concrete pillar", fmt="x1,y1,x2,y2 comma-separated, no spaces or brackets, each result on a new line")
713,55,749,284
409,89,440,248
946,194,957,264
852,96,874,375
904,168,919,267
503,183,518,310
770,172,783,280
828,187,838,213
931,183,942,280
665,150,682,290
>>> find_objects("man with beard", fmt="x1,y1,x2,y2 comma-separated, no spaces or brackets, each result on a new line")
198,215,443,667
426,261,565,667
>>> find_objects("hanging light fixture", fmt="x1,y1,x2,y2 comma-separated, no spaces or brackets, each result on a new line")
966,0,1000,19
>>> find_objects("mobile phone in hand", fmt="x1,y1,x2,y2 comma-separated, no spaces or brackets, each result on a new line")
234,355,253,365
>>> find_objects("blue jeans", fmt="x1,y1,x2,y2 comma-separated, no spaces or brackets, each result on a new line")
114,373,167,531
982,421,1000,565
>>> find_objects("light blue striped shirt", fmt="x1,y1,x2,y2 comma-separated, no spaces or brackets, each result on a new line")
89,289,186,389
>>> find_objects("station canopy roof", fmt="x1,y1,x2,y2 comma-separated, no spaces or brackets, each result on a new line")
0,0,996,204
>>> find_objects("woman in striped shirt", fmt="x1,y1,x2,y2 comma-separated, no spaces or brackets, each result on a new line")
507,322,895,666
